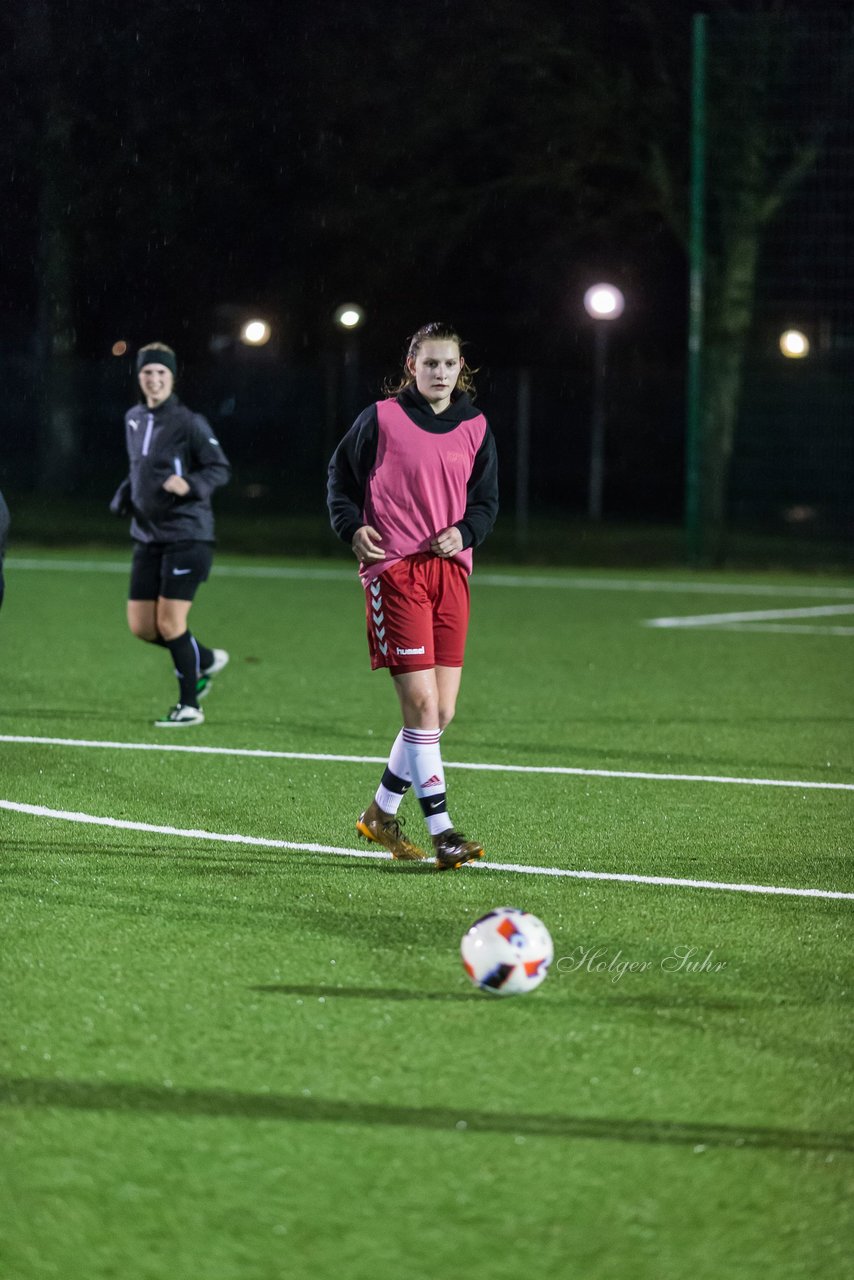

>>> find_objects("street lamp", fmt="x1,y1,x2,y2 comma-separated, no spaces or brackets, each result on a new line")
332,303,366,426
779,328,809,359
333,303,366,331
240,318,272,346
583,283,625,520
210,305,274,354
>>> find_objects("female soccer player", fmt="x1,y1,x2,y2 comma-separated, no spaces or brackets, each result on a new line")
110,343,231,726
327,322,499,870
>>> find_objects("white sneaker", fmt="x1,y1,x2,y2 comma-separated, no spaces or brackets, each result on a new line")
202,649,230,677
154,704,205,727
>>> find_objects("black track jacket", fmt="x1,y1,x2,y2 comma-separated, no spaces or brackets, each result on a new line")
110,395,231,544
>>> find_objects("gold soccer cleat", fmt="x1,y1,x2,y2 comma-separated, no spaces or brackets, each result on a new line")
357,803,427,861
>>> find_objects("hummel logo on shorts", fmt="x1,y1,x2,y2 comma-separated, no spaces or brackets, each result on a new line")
396,646,426,655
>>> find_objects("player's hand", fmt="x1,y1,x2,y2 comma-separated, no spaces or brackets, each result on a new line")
352,525,385,563
163,475,190,496
109,484,131,517
430,526,463,558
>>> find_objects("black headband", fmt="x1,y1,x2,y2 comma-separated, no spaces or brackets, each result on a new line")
137,347,177,377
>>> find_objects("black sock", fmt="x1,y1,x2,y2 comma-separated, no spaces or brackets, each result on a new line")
196,640,214,671
151,634,213,672
151,634,213,669
163,631,200,707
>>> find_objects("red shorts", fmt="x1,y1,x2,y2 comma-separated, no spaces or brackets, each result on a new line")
365,554,471,674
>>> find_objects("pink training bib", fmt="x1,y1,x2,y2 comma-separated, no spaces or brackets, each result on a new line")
360,399,487,585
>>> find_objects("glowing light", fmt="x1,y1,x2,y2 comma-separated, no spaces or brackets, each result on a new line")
779,329,810,359
333,303,365,330
240,319,271,346
111,340,128,356
583,284,625,320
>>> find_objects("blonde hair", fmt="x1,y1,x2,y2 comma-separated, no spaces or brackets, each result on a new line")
139,341,175,356
384,322,477,398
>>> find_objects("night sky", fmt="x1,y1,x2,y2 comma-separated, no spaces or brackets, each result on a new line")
3,0,849,528
3,0,694,367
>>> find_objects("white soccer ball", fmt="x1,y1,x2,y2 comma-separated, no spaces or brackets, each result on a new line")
461,906,554,996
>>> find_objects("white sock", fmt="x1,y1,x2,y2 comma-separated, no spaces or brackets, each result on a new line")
375,730,411,815
403,727,454,836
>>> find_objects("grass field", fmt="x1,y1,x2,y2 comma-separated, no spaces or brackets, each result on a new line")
1,547,852,1280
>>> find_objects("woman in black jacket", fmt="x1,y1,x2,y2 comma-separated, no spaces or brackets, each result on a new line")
110,343,231,726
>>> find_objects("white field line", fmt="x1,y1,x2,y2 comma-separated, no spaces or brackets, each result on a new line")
1,734,852,792
698,624,854,636
646,604,854,630
6,559,352,581
7,556,854,599
2,799,851,902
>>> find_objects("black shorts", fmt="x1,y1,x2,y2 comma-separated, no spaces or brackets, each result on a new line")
129,540,214,602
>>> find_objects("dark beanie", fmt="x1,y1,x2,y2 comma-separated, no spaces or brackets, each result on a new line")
137,345,177,377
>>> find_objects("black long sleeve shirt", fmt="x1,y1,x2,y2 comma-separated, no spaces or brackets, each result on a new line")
327,386,498,550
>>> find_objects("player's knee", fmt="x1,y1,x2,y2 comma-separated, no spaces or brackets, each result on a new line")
128,617,157,642
438,704,456,732
401,690,438,726
156,617,183,642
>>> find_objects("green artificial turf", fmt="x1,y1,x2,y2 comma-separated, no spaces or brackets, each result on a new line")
1,549,852,1280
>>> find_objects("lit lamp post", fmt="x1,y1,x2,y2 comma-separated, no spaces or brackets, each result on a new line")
333,304,365,332
239,318,272,347
779,328,809,359
583,283,625,520
333,302,366,426
210,306,273,355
